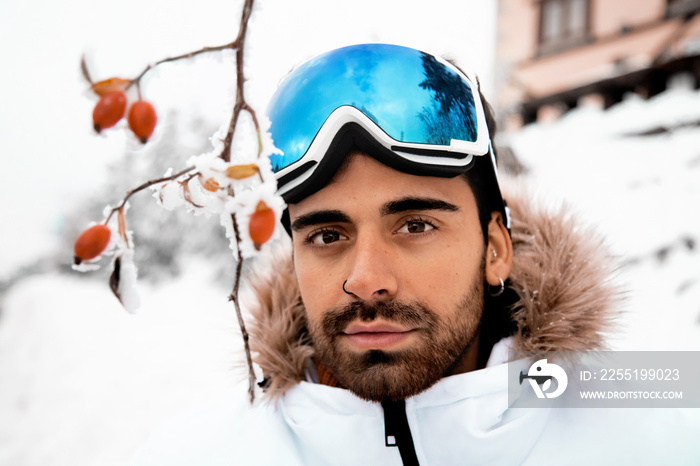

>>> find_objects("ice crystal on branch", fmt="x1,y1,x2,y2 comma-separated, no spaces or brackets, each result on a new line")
74,0,275,403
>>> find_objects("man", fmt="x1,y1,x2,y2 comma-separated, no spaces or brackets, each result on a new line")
132,44,700,465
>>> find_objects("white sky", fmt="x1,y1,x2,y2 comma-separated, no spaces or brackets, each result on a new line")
0,0,497,275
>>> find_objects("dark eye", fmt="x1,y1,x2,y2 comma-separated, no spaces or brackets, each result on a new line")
398,220,435,234
310,230,347,245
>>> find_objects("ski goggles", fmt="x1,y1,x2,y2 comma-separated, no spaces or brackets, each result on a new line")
266,43,495,204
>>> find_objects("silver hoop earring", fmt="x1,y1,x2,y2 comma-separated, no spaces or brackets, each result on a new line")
342,280,353,296
488,277,505,297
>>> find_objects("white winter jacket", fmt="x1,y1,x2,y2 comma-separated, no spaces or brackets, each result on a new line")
131,341,700,465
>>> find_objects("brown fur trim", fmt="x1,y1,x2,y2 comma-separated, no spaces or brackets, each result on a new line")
503,179,620,352
246,243,314,400
245,180,620,399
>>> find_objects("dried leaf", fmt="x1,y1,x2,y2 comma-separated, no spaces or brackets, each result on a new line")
199,175,220,192
181,180,204,208
255,200,268,212
255,129,263,156
225,163,259,180
91,77,131,97
158,183,167,205
117,208,127,244
109,256,123,305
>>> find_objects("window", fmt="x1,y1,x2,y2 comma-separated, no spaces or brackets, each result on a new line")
538,0,591,55
667,0,700,17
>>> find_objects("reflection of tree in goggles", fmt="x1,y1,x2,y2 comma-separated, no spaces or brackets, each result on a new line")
266,44,486,174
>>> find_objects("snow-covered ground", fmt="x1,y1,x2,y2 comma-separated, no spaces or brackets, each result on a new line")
0,262,248,466
503,78,700,351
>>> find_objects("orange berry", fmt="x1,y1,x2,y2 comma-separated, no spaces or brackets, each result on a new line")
93,90,127,133
74,224,111,264
248,201,275,250
128,101,157,143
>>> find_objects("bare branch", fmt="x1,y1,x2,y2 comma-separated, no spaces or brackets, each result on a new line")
125,0,255,93
220,0,257,162
80,55,93,84
127,42,237,90
81,3,254,94
228,213,257,404
84,0,262,403
104,165,195,224
81,0,259,162
224,0,259,403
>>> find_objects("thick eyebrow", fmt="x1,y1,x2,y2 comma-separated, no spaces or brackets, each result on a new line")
291,210,351,232
290,197,458,232
380,197,459,216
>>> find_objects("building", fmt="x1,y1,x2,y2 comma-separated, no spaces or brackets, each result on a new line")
494,0,700,128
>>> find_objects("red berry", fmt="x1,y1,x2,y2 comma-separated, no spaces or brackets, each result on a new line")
128,101,157,143
92,91,127,133
249,201,275,250
74,224,111,264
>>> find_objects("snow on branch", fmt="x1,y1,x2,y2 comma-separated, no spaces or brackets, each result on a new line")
73,0,276,403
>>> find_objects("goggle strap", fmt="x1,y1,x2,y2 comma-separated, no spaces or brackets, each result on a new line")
487,142,512,233
277,160,317,190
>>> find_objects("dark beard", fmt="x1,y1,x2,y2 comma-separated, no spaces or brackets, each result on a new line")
308,278,484,402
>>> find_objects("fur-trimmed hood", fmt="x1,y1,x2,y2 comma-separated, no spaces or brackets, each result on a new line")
245,179,619,399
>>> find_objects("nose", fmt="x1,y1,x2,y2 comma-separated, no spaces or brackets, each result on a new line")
343,234,398,301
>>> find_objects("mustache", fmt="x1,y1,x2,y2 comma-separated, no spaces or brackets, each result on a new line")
321,300,438,335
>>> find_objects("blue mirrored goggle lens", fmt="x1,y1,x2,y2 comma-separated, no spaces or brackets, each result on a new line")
267,44,479,173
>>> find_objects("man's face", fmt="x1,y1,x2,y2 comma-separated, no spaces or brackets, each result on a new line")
288,153,488,402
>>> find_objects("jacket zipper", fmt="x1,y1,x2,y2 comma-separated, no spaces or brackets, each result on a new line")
381,400,420,466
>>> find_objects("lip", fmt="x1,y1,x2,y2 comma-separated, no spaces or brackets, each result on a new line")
344,322,411,335
341,322,414,350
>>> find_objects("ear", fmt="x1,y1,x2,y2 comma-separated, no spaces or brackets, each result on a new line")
485,211,513,287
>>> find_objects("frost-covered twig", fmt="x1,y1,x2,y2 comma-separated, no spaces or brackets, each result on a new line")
219,0,261,162
77,0,271,404
222,0,260,403
81,0,260,162
124,0,260,402
125,0,253,92
103,166,195,224
228,213,257,403
125,0,259,163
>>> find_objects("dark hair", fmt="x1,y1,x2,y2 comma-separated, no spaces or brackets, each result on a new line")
462,88,518,360
461,88,504,244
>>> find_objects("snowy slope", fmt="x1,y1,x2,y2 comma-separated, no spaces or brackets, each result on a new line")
503,79,700,350
0,262,247,466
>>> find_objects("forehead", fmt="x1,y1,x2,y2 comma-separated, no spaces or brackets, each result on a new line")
288,152,476,217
